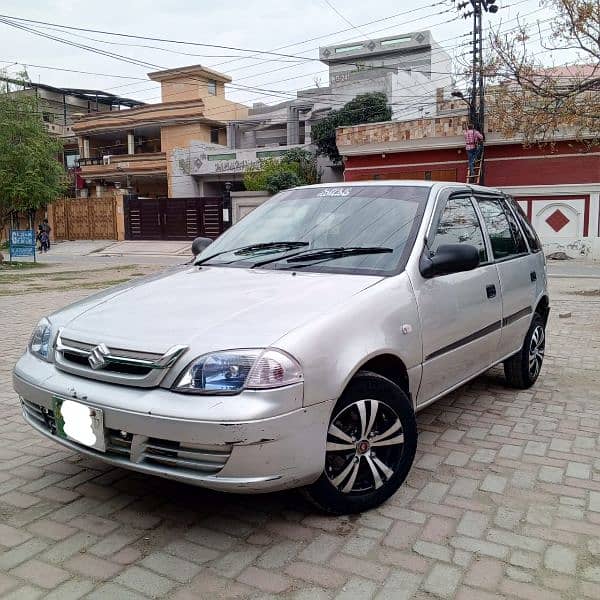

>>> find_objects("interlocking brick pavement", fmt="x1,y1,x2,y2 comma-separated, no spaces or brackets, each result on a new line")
2,268,600,599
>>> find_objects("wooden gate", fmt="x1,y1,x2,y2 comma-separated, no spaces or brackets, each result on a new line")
50,198,117,240
124,196,225,241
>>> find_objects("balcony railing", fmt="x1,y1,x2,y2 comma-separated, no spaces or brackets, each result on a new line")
77,153,167,177
78,157,104,167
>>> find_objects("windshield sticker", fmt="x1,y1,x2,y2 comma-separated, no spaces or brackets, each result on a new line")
317,188,351,197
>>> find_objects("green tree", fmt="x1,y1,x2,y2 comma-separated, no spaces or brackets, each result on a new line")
0,92,67,239
312,92,392,163
243,148,320,194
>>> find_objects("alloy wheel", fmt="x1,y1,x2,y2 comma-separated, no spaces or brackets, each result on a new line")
325,399,405,494
528,325,545,379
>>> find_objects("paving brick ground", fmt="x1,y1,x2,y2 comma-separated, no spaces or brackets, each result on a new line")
2,266,600,599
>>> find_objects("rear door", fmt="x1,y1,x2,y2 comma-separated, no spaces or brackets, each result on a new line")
416,193,502,404
475,195,537,359
506,195,547,300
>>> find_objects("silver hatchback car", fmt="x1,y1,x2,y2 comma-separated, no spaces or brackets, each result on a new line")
14,182,548,514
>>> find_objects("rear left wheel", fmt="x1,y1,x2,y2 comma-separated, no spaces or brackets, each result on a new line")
304,371,417,515
504,313,546,389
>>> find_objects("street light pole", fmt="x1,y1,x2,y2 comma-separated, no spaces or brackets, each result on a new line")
477,3,485,135
471,5,478,127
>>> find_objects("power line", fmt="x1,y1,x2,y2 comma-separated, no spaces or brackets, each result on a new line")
0,0,538,107
124,0,537,103
0,61,147,81
131,6,548,112
0,12,395,63
320,0,373,41
0,1,550,125
0,3,451,100
0,9,461,108
17,22,311,64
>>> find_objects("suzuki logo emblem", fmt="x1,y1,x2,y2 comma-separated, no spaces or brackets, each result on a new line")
88,344,110,370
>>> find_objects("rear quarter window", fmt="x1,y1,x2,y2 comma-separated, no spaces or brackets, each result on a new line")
507,198,542,252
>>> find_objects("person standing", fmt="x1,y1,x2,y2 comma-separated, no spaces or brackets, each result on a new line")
464,122,484,178
42,219,52,249
36,225,44,252
39,229,49,253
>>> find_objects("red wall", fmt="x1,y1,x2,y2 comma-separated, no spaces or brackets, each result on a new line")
344,141,600,187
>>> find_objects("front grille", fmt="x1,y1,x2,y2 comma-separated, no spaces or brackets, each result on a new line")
22,399,56,432
54,335,187,388
144,438,230,473
106,430,133,457
22,400,230,476
62,351,153,376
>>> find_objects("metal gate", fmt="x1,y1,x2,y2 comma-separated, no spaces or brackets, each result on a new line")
124,196,225,241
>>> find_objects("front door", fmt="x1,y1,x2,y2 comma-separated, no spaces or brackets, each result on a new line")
475,195,537,359
416,194,502,404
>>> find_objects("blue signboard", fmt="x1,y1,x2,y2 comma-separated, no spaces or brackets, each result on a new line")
9,229,36,262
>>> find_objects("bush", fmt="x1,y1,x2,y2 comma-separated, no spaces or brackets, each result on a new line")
243,149,319,193
265,171,303,194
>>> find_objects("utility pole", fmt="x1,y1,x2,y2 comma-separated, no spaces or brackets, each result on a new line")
454,0,498,183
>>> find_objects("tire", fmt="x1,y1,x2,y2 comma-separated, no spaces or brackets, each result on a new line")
304,371,417,515
504,313,546,389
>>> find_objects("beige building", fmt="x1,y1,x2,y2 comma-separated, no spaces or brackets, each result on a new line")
72,65,248,198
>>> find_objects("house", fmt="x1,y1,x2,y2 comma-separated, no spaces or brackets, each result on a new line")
72,65,248,199
171,30,453,193
1,76,143,196
336,88,600,259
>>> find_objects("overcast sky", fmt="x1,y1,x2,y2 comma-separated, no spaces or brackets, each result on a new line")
0,0,555,107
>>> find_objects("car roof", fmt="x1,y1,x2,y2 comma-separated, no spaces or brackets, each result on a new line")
298,180,504,194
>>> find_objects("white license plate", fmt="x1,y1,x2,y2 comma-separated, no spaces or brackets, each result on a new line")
53,398,106,452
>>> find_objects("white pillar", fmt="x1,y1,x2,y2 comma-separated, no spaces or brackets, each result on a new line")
127,132,135,155
82,137,90,159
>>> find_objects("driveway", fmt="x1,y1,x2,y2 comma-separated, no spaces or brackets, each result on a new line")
1,263,600,599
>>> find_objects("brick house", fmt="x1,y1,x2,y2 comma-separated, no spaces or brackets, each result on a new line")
336,91,600,259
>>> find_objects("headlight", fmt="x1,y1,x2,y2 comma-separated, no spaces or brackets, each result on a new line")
29,317,53,361
173,349,303,394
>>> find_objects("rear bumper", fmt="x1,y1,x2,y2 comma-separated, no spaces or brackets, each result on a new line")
13,353,334,493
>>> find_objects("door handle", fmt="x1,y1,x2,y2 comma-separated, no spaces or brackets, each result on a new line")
530,271,537,282
486,284,497,299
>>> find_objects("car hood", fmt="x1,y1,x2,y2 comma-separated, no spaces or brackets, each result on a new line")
59,266,382,354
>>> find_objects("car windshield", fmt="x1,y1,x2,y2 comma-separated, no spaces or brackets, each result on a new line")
196,185,430,275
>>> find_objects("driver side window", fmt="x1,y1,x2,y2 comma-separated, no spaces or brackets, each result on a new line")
430,196,488,263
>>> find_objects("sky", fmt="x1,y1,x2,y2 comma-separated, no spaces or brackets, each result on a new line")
0,0,558,107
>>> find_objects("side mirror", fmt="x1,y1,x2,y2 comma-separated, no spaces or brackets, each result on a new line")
420,243,480,278
191,237,213,257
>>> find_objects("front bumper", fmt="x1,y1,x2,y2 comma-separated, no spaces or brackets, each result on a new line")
13,353,334,493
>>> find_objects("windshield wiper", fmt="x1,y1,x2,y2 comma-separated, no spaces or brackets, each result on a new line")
280,246,393,268
195,241,308,266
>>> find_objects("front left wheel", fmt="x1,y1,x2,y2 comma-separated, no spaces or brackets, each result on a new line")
304,371,417,515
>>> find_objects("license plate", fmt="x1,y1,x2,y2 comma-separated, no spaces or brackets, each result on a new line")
52,397,106,452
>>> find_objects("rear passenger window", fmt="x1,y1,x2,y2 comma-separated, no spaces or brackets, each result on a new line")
507,198,542,252
477,198,528,260
431,196,488,263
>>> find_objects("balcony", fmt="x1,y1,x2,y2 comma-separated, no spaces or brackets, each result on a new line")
78,153,167,179
44,122,75,140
